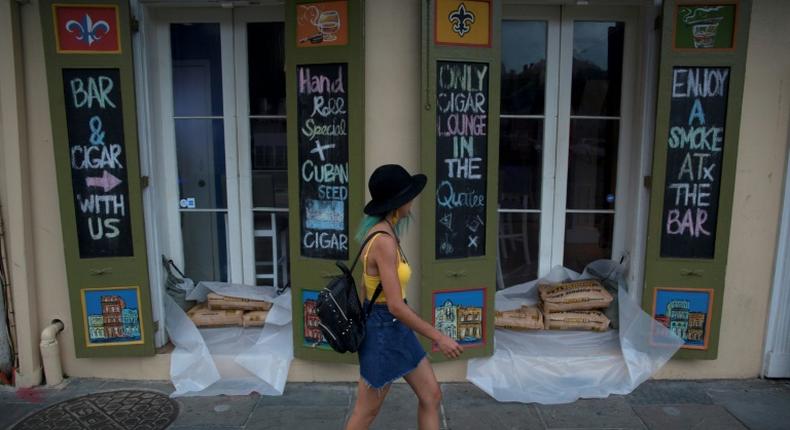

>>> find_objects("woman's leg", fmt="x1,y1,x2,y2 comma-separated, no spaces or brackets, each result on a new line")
403,357,443,430
345,379,391,430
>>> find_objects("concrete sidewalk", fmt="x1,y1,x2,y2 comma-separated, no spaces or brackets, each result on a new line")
2,378,789,429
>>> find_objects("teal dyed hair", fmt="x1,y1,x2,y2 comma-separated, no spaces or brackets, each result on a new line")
355,212,412,243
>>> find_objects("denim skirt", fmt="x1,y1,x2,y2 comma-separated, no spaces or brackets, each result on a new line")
359,302,426,389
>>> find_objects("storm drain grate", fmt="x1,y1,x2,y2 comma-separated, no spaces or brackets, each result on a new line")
11,389,179,430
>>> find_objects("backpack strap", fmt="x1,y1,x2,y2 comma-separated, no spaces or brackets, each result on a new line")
351,230,393,316
349,230,389,272
368,283,384,307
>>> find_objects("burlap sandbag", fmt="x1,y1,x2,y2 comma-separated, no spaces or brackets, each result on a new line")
242,310,268,328
187,303,244,328
543,310,610,332
207,292,273,311
538,279,613,312
495,305,544,330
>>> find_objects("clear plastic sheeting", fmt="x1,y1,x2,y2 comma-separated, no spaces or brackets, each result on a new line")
165,282,294,398
467,260,683,404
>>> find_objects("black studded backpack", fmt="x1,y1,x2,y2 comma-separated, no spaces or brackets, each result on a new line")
315,231,388,353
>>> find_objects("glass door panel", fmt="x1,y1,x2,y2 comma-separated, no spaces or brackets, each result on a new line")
498,117,542,285
498,14,558,288
238,18,290,287
562,21,624,272
570,22,624,117
499,6,633,285
501,21,547,116
170,23,230,282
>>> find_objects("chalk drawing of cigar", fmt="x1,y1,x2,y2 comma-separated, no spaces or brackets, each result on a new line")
299,33,324,44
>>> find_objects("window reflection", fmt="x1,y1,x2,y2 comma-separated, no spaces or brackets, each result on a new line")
248,23,286,116
571,22,624,116
498,213,540,286
501,21,547,115
175,119,227,209
182,212,228,282
250,119,288,208
170,23,224,117
498,118,543,210
566,119,618,210
563,213,613,273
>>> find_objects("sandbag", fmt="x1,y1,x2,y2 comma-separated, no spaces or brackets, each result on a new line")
539,279,613,312
207,292,272,311
544,310,610,332
495,305,544,330
243,310,269,328
187,303,244,328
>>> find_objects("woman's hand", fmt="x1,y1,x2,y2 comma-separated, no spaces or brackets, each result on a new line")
435,334,464,359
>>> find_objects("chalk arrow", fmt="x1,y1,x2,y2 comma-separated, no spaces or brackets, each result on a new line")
86,170,122,192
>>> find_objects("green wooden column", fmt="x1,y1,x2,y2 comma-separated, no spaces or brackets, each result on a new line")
287,0,365,363
39,0,154,357
419,0,500,361
643,0,751,359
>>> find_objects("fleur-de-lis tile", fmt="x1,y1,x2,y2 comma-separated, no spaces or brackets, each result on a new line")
65,14,111,46
448,3,476,37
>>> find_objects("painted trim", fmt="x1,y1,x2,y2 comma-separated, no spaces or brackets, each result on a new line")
130,0,167,347
232,6,288,287
762,136,790,377
630,1,663,306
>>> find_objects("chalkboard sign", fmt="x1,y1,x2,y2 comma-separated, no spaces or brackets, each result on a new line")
297,63,349,260
63,68,133,259
660,66,730,258
435,61,489,259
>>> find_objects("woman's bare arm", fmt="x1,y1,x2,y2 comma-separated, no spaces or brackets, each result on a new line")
369,235,463,359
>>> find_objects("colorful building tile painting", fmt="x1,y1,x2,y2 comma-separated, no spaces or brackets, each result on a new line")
296,1,348,48
53,4,121,54
81,286,143,346
435,0,491,47
432,288,485,349
674,4,737,50
302,290,331,350
652,288,713,350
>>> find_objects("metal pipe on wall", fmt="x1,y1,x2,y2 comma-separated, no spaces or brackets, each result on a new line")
40,320,64,386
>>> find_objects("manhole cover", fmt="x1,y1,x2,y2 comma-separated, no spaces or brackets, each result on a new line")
11,389,179,430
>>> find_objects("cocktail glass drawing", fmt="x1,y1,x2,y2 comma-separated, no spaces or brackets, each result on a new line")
691,20,722,48
681,7,725,49
317,10,341,42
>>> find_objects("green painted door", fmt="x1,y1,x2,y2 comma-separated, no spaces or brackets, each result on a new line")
40,0,155,357
642,0,751,359
419,0,501,361
286,0,366,363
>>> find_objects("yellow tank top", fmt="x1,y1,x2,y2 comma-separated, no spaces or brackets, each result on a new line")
362,233,411,303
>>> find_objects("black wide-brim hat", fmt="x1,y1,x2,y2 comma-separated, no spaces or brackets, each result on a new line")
364,164,427,216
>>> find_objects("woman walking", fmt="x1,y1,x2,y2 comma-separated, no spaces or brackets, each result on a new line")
345,164,464,430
